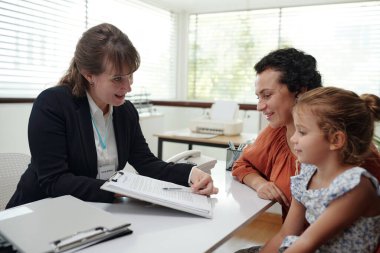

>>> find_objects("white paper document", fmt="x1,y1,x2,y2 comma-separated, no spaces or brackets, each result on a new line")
101,171,213,218
167,128,218,139
210,100,239,121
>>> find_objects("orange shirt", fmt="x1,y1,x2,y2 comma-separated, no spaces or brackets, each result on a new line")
232,125,380,219
232,126,296,218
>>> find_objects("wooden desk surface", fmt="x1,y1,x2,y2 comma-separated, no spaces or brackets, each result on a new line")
155,130,257,146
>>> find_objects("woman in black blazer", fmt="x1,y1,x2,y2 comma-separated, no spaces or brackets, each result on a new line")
7,23,218,208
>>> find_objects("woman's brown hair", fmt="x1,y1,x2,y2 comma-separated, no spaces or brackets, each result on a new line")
58,23,140,96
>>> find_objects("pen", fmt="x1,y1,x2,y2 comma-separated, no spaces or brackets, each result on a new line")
228,140,236,150
162,187,184,191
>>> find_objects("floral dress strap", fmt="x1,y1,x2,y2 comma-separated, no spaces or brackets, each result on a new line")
290,163,316,202
281,166,380,253
325,167,380,206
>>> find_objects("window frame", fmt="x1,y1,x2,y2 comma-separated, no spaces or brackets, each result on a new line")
185,1,380,102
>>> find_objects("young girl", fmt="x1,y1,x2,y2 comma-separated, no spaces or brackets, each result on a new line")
260,87,380,253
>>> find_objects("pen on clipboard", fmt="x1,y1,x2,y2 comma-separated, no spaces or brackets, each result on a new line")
162,187,184,191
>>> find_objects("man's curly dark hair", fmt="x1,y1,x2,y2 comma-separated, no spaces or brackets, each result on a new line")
254,48,322,94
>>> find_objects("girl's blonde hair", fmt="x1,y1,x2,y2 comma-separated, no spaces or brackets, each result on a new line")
294,86,380,165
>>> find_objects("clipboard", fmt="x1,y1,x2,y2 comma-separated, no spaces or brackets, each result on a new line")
101,171,213,218
0,195,132,253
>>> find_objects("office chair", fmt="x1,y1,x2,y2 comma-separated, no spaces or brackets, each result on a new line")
0,153,30,210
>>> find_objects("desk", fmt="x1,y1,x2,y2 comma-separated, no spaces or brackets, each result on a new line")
82,161,273,253
155,130,256,159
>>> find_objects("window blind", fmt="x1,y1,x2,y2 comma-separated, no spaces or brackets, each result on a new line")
280,2,380,96
0,0,177,99
87,0,177,100
188,1,380,102
0,0,86,98
188,9,280,102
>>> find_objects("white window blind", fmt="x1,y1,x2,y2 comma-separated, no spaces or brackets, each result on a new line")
280,2,380,96
0,0,177,99
188,9,280,102
0,0,86,98
87,0,177,100
188,1,380,102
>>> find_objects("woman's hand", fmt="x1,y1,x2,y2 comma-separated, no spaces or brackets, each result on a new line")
256,182,289,207
190,167,219,195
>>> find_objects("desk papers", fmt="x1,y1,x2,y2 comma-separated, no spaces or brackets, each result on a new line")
210,100,239,121
101,171,213,218
166,128,218,139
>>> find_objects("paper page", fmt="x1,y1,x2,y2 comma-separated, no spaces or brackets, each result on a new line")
0,206,32,221
102,172,212,215
166,128,218,138
210,100,238,121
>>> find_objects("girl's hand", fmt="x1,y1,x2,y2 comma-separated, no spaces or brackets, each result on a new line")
190,167,219,195
256,182,289,207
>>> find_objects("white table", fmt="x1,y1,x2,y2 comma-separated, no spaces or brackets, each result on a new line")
82,161,273,253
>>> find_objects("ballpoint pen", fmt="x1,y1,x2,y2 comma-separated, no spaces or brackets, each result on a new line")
228,141,236,150
162,187,184,191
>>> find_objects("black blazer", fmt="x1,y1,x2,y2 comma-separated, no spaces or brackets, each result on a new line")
7,86,192,208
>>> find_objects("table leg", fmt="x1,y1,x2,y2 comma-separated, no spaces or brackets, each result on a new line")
158,138,163,160
189,144,193,150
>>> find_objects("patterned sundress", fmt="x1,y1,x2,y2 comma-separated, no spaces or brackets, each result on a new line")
279,164,380,253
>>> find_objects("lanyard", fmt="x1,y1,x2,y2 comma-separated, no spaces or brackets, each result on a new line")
91,114,111,150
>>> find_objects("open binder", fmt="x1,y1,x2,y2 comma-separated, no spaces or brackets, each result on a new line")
101,171,213,218
0,195,132,253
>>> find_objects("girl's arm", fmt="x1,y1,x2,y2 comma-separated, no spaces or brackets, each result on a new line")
260,198,307,253
284,177,377,253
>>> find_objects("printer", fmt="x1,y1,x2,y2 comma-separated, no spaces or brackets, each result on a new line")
189,100,243,136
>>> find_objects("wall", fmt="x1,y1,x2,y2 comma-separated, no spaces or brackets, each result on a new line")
154,105,264,161
4,103,380,214
0,104,264,158
0,103,318,214
0,104,32,155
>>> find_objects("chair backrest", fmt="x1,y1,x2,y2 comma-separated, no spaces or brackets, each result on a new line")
0,153,30,210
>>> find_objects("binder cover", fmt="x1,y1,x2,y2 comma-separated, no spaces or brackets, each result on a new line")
0,195,131,253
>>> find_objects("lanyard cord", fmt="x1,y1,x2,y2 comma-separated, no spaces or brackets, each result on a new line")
91,114,111,150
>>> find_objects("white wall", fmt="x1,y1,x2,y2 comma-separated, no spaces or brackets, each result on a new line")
0,104,263,158
143,0,372,14
3,102,379,161
155,105,263,161
0,103,278,214
2,103,379,215
0,104,32,155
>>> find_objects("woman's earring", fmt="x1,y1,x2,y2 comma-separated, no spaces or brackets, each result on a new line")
295,92,300,102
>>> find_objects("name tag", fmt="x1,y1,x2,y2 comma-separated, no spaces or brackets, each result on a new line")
97,164,116,180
